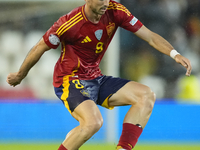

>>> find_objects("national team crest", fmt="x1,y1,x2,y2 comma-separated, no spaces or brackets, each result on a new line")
80,89,90,98
106,22,115,38
95,29,103,40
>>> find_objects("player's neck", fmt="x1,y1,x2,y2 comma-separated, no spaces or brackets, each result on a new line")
84,5,102,24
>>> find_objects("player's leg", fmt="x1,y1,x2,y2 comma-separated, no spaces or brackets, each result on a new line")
109,81,156,150
109,81,156,127
58,100,103,150
55,78,105,150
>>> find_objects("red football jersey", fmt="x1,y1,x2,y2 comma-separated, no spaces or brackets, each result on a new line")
43,0,143,87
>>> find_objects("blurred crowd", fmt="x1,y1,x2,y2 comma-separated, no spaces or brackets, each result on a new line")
0,0,199,101
120,0,200,101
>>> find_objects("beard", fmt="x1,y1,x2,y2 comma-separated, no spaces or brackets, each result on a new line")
91,6,106,15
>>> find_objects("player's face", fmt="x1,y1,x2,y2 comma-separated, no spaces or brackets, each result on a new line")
88,0,110,15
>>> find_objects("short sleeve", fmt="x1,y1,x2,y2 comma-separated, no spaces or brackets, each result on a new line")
43,16,65,49
111,1,143,33
120,15,143,33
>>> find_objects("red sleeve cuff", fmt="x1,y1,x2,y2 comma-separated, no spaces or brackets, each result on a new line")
132,20,143,33
43,34,60,49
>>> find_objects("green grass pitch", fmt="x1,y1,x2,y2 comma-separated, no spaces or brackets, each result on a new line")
0,143,200,150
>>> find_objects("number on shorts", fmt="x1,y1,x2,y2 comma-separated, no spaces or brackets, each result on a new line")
72,79,84,89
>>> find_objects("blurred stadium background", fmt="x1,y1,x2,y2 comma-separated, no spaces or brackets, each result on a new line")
0,0,200,149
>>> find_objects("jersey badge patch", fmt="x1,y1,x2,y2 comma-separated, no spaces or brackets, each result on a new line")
49,34,60,45
80,89,90,98
106,22,115,38
81,36,92,43
129,17,138,26
95,29,103,40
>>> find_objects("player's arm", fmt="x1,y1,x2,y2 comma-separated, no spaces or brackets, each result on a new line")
134,25,192,76
7,38,51,87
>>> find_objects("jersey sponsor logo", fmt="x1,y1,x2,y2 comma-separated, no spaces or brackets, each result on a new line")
95,29,103,40
81,36,92,43
106,22,115,38
107,2,131,16
129,17,138,26
49,34,60,45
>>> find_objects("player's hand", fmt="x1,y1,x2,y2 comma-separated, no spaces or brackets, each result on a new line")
7,72,23,87
174,54,192,77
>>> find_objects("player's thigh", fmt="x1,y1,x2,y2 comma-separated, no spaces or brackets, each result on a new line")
109,81,151,106
71,100,103,126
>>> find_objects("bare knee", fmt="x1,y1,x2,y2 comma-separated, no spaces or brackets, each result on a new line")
126,83,156,105
86,119,103,134
109,82,156,111
125,84,156,108
80,118,103,141
139,86,156,110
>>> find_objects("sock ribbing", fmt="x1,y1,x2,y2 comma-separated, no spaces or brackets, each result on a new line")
117,123,143,150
